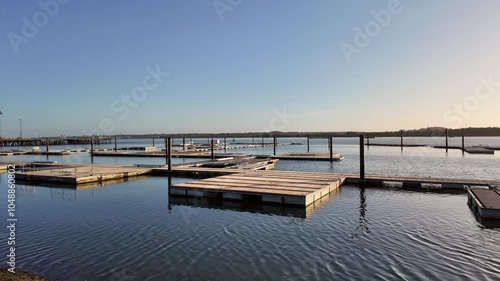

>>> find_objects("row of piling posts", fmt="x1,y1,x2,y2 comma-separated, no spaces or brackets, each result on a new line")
399,129,460,153
114,136,117,151
83,132,468,185
358,129,467,182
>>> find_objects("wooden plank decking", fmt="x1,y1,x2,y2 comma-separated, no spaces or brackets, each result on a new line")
171,170,346,206
14,163,153,185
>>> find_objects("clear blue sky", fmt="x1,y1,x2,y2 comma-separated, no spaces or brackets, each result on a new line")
1,0,499,137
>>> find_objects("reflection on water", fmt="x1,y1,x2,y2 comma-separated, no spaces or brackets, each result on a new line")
169,188,339,219
353,187,369,237
0,174,499,281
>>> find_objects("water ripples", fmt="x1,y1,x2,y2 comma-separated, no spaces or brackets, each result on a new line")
1,176,500,280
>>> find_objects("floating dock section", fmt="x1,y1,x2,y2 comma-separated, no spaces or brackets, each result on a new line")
14,163,153,185
171,170,346,206
468,189,500,219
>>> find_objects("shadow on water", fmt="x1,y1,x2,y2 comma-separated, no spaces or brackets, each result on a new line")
474,216,500,228
16,175,150,190
167,176,340,218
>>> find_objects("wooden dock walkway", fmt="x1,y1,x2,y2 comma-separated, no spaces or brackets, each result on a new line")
14,163,153,185
433,145,495,154
9,157,277,186
5,159,497,191
343,174,496,189
91,150,246,159
0,148,116,156
171,170,346,206
26,150,72,155
368,143,427,147
91,150,346,162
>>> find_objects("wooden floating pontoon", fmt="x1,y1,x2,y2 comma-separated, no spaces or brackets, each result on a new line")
171,170,346,207
14,163,153,185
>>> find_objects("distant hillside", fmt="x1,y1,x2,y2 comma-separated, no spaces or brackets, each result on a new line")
106,127,500,139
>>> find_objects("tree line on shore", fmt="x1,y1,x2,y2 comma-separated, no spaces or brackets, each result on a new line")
110,127,500,139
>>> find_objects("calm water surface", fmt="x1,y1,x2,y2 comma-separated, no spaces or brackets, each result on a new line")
0,174,499,281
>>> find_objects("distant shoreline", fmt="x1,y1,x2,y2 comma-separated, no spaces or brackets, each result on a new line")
2,127,500,140
113,127,500,139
